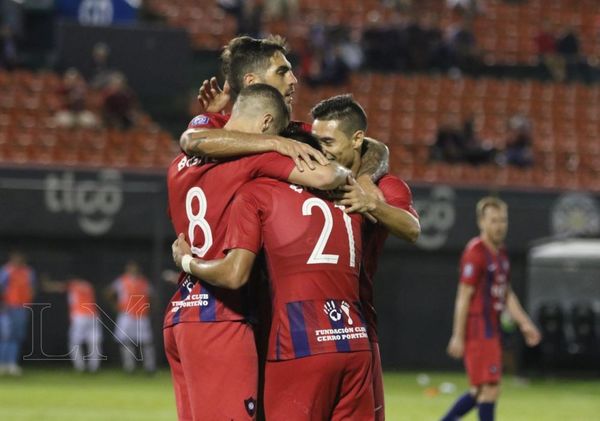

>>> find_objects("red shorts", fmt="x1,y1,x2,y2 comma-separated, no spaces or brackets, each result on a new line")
371,342,385,420
264,351,374,421
164,321,258,420
464,337,502,386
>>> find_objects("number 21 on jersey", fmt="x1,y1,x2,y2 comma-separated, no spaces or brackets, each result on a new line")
302,198,356,267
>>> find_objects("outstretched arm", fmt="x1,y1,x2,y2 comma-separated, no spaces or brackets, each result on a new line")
447,283,474,359
180,129,328,171
172,234,256,290
358,137,389,182
506,287,542,347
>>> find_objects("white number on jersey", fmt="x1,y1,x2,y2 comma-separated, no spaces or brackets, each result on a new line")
185,187,213,257
302,198,356,267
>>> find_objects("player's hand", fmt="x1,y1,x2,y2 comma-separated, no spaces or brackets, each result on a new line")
172,233,192,269
275,137,329,171
520,321,542,347
197,77,231,113
339,176,377,214
447,335,465,359
357,174,385,201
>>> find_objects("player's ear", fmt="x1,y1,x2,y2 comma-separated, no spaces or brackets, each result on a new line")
243,73,257,87
261,113,274,133
352,130,364,151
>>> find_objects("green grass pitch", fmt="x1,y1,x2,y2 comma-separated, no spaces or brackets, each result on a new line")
0,369,598,420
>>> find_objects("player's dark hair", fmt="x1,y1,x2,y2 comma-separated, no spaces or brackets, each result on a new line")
221,35,288,99
235,84,290,133
280,122,322,152
310,94,367,137
476,196,507,219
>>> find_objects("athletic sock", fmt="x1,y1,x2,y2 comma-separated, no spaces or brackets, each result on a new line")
478,402,496,421
440,392,477,420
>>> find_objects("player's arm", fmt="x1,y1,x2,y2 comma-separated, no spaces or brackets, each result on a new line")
172,234,256,290
357,137,389,182
447,283,475,359
287,160,351,191
180,129,328,171
506,286,542,347
339,175,420,242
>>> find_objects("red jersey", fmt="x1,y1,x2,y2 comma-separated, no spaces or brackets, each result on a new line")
0,263,35,306
360,174,418,342
67,279,97,317
224,178,370,361
164,146,296,328
112,274,152,318
460,237,510,340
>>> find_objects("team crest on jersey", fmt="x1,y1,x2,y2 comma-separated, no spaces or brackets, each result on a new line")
463,263,473,278
190,115,209,126
244,397,256,416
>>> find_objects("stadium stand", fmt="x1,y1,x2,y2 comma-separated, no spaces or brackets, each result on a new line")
0,70,178,169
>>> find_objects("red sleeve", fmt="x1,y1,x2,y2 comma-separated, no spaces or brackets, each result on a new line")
223,185,264,254
245,152,296,182
187,113,230,129
459,246,484,287
378,175,419,219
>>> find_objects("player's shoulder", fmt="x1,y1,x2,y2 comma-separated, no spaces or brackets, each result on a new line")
187,113,231,129
377,173,411,192
464,237,486,256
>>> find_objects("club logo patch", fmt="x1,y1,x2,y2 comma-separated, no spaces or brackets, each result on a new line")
244,397,256,416
190,115,209,127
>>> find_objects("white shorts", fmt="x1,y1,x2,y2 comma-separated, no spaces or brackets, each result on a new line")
69,315,103,347
114,314,153,344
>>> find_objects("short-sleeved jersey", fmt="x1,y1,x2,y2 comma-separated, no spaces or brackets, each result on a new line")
67,279,97,318
111,274,152,318
164,152,295,328
360,174,418,342
460,237,510,341
224,178,370,361
0,263,36,306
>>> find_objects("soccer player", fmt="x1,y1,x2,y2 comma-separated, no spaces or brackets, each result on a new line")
441,197,542,421
0,251,36,376
310,94,420,421
170,135,374,419
181,35,389,180
43,276,103,372
106,261,155,374
164,84,351,421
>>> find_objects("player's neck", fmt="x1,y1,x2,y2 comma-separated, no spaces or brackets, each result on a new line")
351,156,361,177
480,235,501,254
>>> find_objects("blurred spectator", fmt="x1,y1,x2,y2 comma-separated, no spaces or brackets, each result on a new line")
264,0,298,20
306,45,350,87
535,21,565,81
556,26,583,81
219,0,264,38
446,0,483,16
499,113,533,167
54,68,99,129
338,27,364,70
102,72,139,130
0,24,18,70
431,115,495,165
90,42,115,89
445,19,480,74
0,251,36,376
